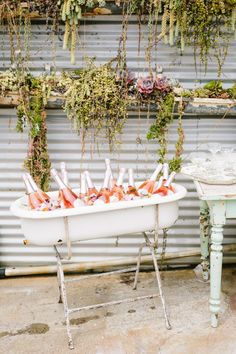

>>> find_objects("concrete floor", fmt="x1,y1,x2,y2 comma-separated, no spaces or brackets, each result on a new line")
0,268,236,354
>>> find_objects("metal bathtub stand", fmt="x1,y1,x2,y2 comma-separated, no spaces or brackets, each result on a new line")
55,213,171,350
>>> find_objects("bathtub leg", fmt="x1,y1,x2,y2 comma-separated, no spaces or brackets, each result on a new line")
55,247,74,350
133,242,146,290
150,246,171,330
142,232,171,330
56,262,62,304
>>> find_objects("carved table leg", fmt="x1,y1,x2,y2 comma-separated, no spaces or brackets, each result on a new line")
200,201,210,281
208,201,226,328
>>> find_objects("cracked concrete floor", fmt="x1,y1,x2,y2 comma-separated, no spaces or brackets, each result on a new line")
0,268,236,354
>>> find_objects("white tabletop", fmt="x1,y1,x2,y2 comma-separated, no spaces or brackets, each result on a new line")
194,180,236,201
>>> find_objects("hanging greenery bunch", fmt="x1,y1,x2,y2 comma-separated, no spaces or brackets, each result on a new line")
58,59,128,150
0,0,62,66
16,74,53,191
0,1,31,68
166,0,236,74
58,0,106,64
2,0,236,73
0,2,52,190
119,0,236,75
0,0,113,70
116,0,158,76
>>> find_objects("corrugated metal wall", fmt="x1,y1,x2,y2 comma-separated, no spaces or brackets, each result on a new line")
1,16,235,85
0,15,236,266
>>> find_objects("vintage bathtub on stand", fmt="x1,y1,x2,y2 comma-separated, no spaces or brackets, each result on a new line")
11,183,187,349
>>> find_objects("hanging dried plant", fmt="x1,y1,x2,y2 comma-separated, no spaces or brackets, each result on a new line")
16,75,53,191
60,58,128,151
119,0,236,75
58,0,106,64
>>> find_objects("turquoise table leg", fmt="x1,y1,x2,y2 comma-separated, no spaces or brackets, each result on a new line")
200,200,210,281
208,201,226,328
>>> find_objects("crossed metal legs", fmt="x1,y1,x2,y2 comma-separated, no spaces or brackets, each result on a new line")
54,232,171,350
133,232,171,330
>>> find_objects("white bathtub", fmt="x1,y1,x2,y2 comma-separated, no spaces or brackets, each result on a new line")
10,183,187,246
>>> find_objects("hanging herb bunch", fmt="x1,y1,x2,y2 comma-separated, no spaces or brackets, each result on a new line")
58,0,106,64
59,58,128,151
16,74,53,191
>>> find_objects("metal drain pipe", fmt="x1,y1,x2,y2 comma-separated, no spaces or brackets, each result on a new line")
1,244,236,278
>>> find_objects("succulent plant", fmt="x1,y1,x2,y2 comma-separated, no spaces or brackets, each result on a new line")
203,81,223,97
137,76,154,94
154,77,171,94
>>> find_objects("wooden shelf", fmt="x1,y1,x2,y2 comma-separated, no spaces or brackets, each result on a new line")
0,92,65,108
0,92,236,116
175,97,236,106
176,97,236,116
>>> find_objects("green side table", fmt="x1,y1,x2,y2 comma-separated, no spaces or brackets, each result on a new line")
194,181,236,327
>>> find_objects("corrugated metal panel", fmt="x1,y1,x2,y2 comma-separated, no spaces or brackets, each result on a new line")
0,15,236,266
1,109,236,266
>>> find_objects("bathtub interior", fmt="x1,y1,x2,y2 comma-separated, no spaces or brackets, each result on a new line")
10,183,187,220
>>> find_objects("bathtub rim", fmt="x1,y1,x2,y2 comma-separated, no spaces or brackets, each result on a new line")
10,183,187,220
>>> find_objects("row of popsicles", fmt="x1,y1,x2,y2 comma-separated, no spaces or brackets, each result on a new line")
22,160,176,211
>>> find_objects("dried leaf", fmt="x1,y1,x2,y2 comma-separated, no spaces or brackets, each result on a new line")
93,8,112,15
